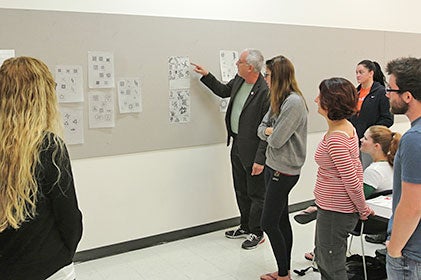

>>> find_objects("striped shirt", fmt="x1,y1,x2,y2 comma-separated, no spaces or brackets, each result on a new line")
314,130,371,218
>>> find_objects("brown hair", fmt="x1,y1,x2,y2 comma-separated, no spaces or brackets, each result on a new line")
318,77,358,120
368,125,401,166
266,55,307,116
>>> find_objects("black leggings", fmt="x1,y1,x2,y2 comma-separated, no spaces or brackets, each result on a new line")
261,166,299,277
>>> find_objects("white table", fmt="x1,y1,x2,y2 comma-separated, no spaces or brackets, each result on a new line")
366,195,392,220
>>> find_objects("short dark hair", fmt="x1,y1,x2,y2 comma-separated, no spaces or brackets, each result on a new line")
386,57,421,100
319,77,358,120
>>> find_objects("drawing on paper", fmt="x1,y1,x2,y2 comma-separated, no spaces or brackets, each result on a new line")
218,50,238,112
0,49,15,66
168,56,190,89
169,89,190,123
117,78,142,114
60,105,84,145
168,56,191,123
55,65,84,103
88,91,115,128
219,50,238,82
219,98,230,112
88,51,115,89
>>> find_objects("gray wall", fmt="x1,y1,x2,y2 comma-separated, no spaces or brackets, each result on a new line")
1,8,418,159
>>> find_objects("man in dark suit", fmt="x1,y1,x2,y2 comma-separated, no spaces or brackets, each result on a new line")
192,49,269,249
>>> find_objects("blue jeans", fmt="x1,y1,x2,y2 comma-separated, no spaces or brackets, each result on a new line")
387,253,421,279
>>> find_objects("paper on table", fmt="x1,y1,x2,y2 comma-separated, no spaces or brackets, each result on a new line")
366,195,393,219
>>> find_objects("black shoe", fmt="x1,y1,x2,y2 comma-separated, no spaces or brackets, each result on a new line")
365,233,387,244
294,210,317,224
225,227,249,239
241,233,265,250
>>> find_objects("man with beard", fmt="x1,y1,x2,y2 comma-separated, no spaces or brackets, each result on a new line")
385,57,421,280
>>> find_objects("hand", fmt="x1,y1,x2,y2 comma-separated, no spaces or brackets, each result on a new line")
191,63,209,76
265,127,273,136
386,241,403,258
360,207,375,220
251,163,264,176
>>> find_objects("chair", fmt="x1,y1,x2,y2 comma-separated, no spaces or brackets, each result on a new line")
348,189,392,280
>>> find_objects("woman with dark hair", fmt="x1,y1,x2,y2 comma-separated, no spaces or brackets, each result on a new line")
314,77,374,280
257,55,308,280
350,60,394,168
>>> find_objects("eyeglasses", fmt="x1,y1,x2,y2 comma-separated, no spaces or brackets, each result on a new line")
237,59,248,65
386,88,405,94
385,82,405,94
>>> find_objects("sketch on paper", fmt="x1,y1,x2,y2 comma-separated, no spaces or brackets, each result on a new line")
168,56,190,89
60,105,84,145
0,49,15,66
88,51,115,89
219,50,238,82
219,97,230,112
218,50,238,112
169,89,190,123
55,65,84,103
117,78,142,114
168,56,191,123
88,91,115,128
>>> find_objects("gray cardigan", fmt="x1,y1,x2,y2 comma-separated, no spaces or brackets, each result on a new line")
257,92,308,175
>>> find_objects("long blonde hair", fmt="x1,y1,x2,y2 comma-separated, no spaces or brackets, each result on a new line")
266,55,308,116
0,57,63,232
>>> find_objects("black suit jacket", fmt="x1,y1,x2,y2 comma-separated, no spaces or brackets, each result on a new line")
350,82,394,141
201,73,270,166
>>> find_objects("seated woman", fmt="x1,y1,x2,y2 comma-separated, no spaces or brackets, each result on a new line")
298,125,401,260
359,125,401,198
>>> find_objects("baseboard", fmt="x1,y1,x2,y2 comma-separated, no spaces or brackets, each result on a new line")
74,199,314,263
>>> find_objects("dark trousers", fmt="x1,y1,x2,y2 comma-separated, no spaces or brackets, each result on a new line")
315,208,359,280
230,139,265,235
261,166,299,277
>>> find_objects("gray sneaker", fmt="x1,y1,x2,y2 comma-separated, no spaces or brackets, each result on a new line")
225,227,249,239
241,233,265,249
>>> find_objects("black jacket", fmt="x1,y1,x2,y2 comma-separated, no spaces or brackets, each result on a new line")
349,82,394,141
0,134,83,280
201,73,270,166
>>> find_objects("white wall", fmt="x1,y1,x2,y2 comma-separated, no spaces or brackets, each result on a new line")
0,0,418,251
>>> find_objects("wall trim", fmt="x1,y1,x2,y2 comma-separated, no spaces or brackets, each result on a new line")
74,200,314,263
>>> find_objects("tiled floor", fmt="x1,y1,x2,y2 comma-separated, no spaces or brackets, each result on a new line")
75,213,385,279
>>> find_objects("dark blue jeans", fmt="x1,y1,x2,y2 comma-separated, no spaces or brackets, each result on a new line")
261,166,299,277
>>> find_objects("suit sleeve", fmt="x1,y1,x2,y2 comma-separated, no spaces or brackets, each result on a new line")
257,110,270,141
254,89,270,165
200,72,236,98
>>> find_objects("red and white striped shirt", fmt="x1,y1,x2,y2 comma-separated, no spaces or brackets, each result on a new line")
314,130,371,218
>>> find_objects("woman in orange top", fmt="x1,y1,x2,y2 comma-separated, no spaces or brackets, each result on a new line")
349,60,393,168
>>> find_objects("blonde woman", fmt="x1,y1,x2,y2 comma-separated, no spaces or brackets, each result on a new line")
0,57,82,280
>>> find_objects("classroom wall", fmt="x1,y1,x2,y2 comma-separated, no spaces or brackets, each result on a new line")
0,0,418,251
